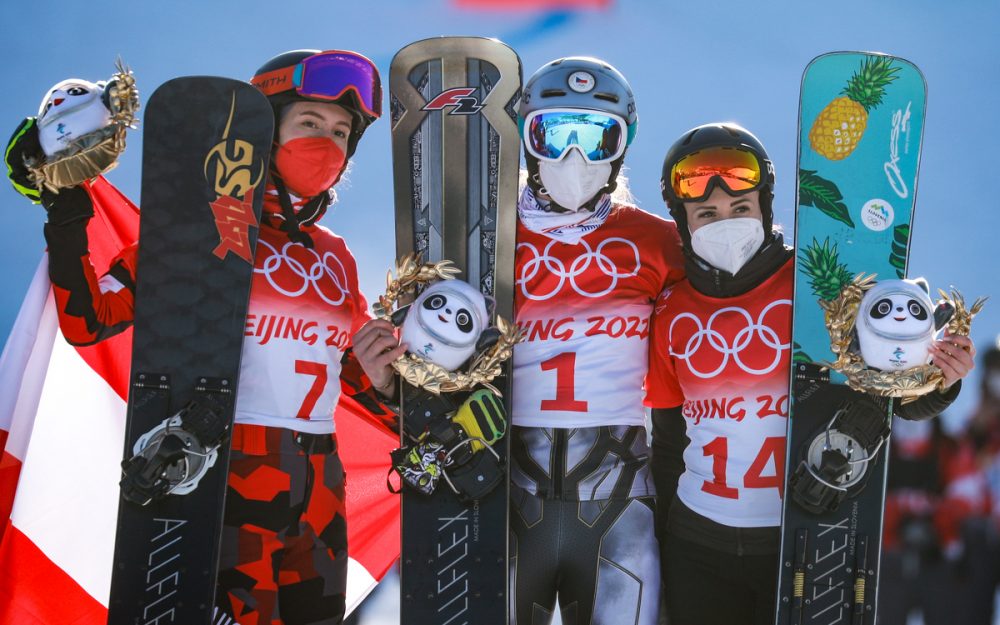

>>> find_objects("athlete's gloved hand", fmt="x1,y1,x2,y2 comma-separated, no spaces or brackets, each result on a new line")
6,117,94,226
40,185,94,227
5,117,43,203
452,389,507,452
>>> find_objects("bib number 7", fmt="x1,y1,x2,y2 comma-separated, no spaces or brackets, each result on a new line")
295,359,329,418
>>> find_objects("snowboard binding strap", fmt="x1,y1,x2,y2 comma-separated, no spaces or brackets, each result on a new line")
120,375,233,506
790,396,890,515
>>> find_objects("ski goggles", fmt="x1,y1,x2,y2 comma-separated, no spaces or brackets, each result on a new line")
522,109,628,163
252,50,382,119
668,146,764,202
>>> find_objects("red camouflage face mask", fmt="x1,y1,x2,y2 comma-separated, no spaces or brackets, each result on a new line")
272,136,346,198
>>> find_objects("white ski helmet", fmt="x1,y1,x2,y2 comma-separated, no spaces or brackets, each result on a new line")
518,56,637,210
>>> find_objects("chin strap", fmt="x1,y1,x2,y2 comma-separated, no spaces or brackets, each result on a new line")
271,175,330,249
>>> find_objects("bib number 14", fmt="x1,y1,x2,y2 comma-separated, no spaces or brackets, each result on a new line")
702,436,786,499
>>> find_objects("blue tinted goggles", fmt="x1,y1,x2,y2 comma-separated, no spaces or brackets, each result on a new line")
523,109,628,163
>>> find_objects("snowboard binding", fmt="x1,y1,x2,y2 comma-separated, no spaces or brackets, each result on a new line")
789,396,890,515
120,375,233,506
391,387,506,502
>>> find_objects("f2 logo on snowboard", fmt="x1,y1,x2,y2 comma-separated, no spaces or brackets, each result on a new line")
204,92,264,263
422,87,483,115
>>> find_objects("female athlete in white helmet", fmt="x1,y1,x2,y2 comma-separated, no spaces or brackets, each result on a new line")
508,56,685,625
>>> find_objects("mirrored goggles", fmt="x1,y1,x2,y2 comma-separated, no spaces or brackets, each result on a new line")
252,50,382,119
669,146,764,202
523,109,627,163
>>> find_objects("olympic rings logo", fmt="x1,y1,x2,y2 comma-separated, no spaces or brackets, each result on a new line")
668,300,791,379
254,238,349,306
516,237,641,301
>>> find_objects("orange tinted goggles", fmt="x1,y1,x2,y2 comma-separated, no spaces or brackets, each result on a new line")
670,146,763,202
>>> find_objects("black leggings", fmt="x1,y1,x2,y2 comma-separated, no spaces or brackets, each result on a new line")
661,532,778,625
509,486,661,625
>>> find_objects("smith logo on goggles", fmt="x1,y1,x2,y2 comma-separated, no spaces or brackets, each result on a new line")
523,108,627,163
669,145,765,202
251,50,382,119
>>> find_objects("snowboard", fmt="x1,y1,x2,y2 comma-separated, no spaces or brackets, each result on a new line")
389,37,522,625
107,77,272,625
775,53,926,625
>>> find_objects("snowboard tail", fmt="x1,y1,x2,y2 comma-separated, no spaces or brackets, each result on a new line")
777,52,926,625
107,77,272,625
390,37,521,625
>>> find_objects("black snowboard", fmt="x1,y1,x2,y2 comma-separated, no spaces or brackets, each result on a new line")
107,77,272,625
389,37,522,625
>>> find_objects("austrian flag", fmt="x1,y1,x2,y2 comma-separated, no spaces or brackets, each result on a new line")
0,177,398,623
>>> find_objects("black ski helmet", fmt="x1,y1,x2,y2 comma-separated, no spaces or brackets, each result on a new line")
518,56,637,209
251,49,382,158
660,122,775,248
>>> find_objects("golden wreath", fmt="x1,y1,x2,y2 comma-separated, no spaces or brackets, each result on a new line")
373,253,524,395
28,58,140,193
822,273,987,401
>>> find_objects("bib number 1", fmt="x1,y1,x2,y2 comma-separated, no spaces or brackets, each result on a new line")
539,352,588,412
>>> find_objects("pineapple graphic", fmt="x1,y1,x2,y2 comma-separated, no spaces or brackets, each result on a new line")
809,55,901,160
799,237,853,301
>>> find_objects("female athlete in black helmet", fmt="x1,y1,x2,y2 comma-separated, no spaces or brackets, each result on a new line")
646,121,975,625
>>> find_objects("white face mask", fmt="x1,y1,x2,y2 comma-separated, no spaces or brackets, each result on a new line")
537,150,612,212
690,217,765,275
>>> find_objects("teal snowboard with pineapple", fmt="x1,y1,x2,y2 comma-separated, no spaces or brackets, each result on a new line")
776,52,926,625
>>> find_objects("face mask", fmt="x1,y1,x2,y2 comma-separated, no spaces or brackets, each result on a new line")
690,217,765,275
537,150,612,212
273,137,346,198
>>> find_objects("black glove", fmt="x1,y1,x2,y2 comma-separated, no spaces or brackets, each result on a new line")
5,117,42,203
6,117,94,226
40,185,94,227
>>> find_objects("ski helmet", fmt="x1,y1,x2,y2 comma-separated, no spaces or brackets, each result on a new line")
251,49,382,158
518,57,637,209
660,122,775,248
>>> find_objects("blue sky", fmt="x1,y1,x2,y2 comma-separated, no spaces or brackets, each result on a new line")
2,0,998,430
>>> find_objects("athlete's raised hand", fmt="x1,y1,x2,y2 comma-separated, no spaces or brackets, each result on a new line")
352,318,406,396
930,330,976,389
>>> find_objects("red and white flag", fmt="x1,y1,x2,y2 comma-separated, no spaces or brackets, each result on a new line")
0,177,399,624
